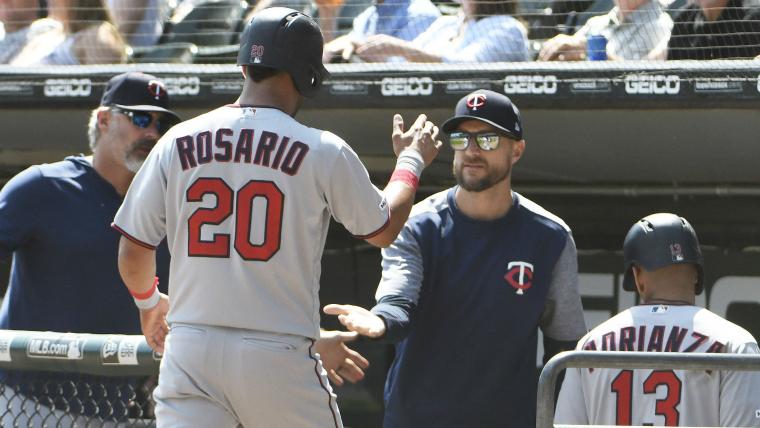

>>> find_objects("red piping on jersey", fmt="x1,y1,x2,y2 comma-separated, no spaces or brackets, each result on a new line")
111,224,157,250
351,206,391,239
308,341,341,428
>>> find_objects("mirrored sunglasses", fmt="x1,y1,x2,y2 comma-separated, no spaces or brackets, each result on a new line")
112,108,168,135
447,131,502,151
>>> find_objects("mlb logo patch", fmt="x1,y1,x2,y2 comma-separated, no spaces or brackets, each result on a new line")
651,305,669,314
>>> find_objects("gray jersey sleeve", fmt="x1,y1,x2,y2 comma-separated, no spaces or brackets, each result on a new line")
370,224,424,342
539,234,587,341
375,225,424,304
323,142,388,238
113,138,169,247
720,341,760,426
554,367,589,424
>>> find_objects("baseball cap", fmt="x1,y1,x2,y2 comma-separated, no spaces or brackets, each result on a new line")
100,72,181,124
441,90,523,140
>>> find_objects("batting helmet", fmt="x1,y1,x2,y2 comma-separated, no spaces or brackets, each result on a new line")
622,213,704,294
236,7,329,98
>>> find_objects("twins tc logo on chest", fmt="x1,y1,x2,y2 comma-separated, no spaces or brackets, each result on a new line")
504,261,533,295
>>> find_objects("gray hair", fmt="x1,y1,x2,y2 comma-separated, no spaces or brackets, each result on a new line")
87,107,109,151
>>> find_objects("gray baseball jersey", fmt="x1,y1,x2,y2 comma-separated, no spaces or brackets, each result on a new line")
113,105,389,339
555,304,760,426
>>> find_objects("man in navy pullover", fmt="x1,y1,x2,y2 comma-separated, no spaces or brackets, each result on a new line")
326,89,587,427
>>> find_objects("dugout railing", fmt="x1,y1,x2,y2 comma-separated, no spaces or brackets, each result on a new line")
0,329,160,427
536,350,760,428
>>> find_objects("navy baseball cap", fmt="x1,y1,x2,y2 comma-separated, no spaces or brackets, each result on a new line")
101,72,181,123
441,90,523,140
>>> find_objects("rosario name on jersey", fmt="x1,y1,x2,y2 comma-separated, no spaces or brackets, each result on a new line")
555,304,760,427
113,106,390,339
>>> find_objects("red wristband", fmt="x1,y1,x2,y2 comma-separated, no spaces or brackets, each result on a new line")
130,276,159,300
389,168,419,190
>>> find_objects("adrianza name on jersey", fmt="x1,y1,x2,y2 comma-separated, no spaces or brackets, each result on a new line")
175,128,309,176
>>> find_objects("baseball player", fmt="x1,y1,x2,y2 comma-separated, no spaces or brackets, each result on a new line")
555,213,760,426
112,7,440,428
325,90,587,427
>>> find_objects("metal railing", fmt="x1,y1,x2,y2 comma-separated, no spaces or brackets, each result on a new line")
536,350,760,428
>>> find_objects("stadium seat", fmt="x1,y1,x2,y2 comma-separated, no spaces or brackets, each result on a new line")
129,42,199,64
194,44,239,64
161,0,249,46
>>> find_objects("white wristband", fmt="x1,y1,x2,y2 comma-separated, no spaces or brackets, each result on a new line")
395,148,424,178
132,279,160,310
134,288,160,310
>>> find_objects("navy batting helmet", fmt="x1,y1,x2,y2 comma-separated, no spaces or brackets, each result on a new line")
622,213,704,294
237,7,329,97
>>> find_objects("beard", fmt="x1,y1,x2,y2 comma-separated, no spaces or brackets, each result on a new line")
453,158,511,192
124,138,157,173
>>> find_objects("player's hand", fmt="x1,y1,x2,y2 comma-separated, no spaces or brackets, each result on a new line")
139,293,169,353
391,113,442,167
323,304,386,338
314,330,370,386
537,34,586,61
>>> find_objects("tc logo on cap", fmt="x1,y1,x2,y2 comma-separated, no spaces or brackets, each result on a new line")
147,80,167,100
466,93,487,111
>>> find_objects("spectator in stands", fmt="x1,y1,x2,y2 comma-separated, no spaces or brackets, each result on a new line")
346,0,528,62
0,0,57,63
321,0,441,63
106,0,173,47
668,0,760,59
538,0,673,61
10,0,128,65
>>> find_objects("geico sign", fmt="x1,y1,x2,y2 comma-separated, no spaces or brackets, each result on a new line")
503,75,557,94
43,79,92,97
380,77,433,96
625,75,680,94
164,76,200,96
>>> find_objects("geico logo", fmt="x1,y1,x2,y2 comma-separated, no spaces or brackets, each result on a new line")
43,79,92,97
624,75,680,94
503,75,557,94
164,76,201,96
380,77,433,96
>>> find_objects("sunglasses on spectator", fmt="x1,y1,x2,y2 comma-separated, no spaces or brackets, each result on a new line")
112,108,168,135
447,131,504,151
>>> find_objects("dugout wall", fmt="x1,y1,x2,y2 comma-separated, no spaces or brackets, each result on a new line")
1,62,760,427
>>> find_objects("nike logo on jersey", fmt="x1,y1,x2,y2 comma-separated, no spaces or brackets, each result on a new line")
176,128,309,176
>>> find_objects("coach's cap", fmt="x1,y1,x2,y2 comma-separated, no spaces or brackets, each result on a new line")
441,89,523,140
100,72,181,123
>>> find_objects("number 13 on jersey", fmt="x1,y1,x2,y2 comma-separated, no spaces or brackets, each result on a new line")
186,177,284,261
612,369,682,426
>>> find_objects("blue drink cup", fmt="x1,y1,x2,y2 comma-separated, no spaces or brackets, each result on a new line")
586,34,608,61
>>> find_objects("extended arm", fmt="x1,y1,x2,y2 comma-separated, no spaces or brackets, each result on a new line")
117,236,169,353
365,114,441,248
